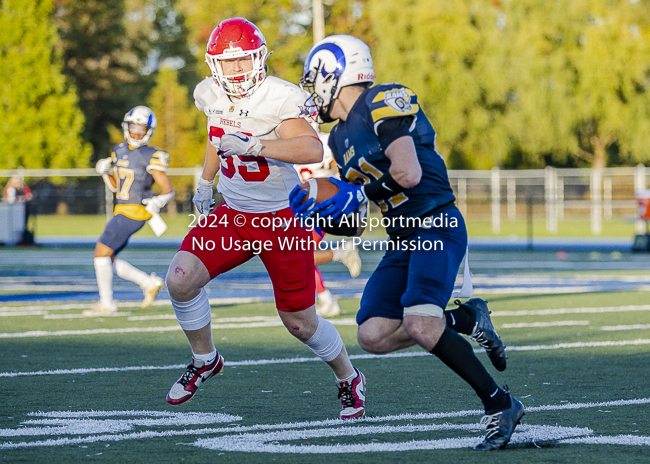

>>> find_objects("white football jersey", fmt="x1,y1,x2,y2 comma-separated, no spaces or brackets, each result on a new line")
294,132,340,181
194,76,313,213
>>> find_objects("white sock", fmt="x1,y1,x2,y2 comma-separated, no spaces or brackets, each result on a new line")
94,257,114,305
336,369,358,384
331,247,346,262
114,259,150,288
318,289,334,305
193,349,217,366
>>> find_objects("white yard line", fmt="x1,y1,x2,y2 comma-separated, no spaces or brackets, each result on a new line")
0,398,648,450
2,339,649,378
601,324,650,331
491,304,650,317
500,321,590,329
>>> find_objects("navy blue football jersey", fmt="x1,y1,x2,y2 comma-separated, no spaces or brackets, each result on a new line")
110,143,169,206
328,83,456,237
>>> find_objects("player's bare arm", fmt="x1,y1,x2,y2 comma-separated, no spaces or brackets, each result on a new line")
259,117,323,164
151,169,173,195
201,140,221,181
385,135,422,189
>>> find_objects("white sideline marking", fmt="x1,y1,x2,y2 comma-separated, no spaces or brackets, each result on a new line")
560,435,650,446
0,318,357,339
43,312,133,319
500,321,590,329
477,286,650,294
2,340,650,378
491,305,650,317
1,399,649,450
4,302,650,317
0,297,263,313
0,311,49,317
601,324,650,331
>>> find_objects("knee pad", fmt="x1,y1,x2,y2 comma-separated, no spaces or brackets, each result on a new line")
304,315,344,362
171,288,211,331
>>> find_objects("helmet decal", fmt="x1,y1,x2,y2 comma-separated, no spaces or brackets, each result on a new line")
301,35,374,123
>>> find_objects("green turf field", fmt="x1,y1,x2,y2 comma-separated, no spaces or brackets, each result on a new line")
1,290,649,462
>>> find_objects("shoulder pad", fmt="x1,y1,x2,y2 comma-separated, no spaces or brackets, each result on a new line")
368,85,419,123
149,149,170,169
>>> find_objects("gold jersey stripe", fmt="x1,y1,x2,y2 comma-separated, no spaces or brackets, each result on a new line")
371,104,419,122
114,204,152,221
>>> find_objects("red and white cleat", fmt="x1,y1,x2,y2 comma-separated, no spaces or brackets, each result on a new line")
337,368,366,419
166,353,224,405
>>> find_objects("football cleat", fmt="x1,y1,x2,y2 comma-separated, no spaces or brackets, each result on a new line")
166,354,224,405
141,273,164,309
460,298,508,371
339,245,362,278
337,368,366,419
82,301,118,316
316,299,341,318
474,388,525,451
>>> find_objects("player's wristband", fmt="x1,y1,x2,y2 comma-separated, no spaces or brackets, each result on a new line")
363,172,406,201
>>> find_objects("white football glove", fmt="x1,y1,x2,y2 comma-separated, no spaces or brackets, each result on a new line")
142,191,175,214
218,132,263,158
193,178,216,215
95,158,114,175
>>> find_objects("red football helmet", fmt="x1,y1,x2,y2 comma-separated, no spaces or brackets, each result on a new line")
205,18,269,97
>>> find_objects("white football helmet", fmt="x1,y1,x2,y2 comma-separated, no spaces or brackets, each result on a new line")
205,18,269,97
301,35,375,122
122,106,157,148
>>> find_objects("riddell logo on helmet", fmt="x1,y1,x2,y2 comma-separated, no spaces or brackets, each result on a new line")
358,73,374,81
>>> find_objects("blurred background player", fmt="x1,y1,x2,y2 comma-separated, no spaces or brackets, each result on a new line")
163,18,365,420
3,175,32,204
83,106,174,315
294,123,362,318
294,34,521,450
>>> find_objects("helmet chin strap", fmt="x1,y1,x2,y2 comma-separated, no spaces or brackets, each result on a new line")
318,103,336,123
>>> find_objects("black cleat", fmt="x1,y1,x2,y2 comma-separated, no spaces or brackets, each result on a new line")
474,388,525,451
458,298,508,371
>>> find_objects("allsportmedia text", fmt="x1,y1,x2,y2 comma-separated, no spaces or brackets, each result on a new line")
310,212,458,232
191,236,443,255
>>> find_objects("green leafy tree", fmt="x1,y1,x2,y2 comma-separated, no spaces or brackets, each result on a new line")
146,67,206,170
0,0,91,169
505,0,650,169
179,0,316,85
370,0,650,169
369,0,514,169
53,0,151,159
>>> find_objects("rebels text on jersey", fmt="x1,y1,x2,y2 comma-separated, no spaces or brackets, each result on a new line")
194,76,313,213
328,83,456,237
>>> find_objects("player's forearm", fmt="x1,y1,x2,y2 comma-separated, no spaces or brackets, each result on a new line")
386,136,422,188
202,142,221,181
107,172,118,190
151,170,174,195
260,136,323,164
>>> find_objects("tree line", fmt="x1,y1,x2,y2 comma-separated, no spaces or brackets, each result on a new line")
1,0,649,172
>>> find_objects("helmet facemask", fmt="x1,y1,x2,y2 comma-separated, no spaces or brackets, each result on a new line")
300,58,342,123
206,45,268,97
122,106,156,148
301,36,375,123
